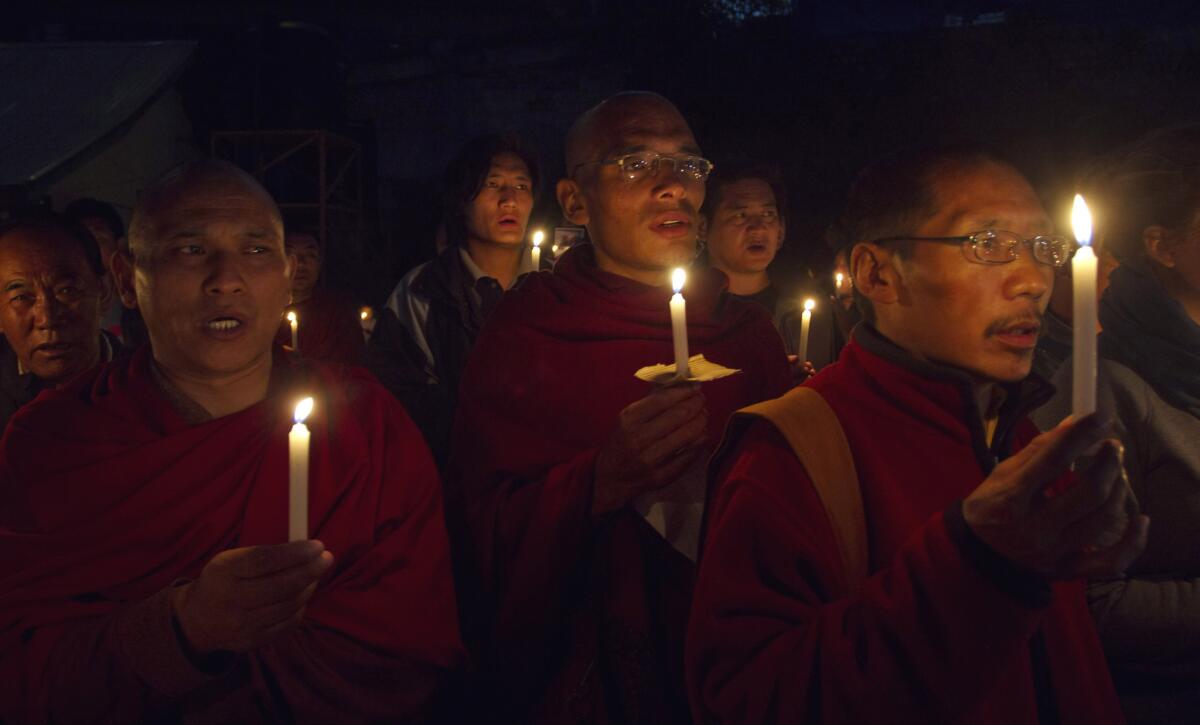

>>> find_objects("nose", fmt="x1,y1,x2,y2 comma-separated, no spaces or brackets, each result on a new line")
651,160,688,201
205,250,246,296
498,184,518,208
32,290,66,329
1005,243,1050,301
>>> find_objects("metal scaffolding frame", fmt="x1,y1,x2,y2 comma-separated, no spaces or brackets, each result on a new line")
210,129,364,256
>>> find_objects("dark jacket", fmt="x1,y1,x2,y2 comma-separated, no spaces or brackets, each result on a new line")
367,246,508,465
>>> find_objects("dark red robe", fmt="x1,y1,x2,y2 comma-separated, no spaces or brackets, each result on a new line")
0,347,465,723
277,287,365,365
450,245,792,724
687,325,1124,724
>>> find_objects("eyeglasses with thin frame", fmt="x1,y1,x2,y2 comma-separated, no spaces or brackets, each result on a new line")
872,229,1078,268
571,151,715,183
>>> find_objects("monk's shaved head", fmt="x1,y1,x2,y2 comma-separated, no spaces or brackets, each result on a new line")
128,159,283,257
564,92,694,176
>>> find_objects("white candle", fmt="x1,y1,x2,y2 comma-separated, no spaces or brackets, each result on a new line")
287,311,299,352
289,397,313,542
531,230,544,269
670,268,690,378
1071,194,1097,417
798,298,816,363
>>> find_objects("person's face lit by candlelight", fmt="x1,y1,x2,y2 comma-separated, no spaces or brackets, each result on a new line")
704,177,784,276
286,234,322,304
853,160,1055,384
0,223,107,385
464,152,534,249
557,93,708,285
113,162,293,384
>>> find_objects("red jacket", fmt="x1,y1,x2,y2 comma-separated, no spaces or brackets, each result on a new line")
450,245,792,724
687,324,1123,724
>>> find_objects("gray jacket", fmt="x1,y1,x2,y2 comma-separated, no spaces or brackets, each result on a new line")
1035,358,1200,722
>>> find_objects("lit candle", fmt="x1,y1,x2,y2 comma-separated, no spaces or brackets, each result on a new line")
286,311,299,352
359,307,371,322
531,230,544,269
798,298,816,363
835,272,844,291
1071,194,1097,417
670,268,689,378
289,397,313,542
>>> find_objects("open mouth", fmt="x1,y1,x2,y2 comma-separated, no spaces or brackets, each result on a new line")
206,316,244,332
990,318,1041,348
652,212,692,237
497,215,519,228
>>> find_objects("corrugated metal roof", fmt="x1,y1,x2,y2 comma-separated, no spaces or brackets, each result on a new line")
0,41,195,186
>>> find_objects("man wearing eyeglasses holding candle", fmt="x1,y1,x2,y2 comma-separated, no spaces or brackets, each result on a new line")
0,160,465,722
449,92,791,724
687,145,1146,724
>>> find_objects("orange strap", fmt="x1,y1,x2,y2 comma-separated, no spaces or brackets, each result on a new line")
715,386,868,597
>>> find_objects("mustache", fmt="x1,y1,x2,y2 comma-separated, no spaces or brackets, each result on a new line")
985,311,1044,336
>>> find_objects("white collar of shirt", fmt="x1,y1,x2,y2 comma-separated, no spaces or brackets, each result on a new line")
458,246,537,287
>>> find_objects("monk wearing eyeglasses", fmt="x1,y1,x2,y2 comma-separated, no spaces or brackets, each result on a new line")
448,92,791,724
688,146,1144,724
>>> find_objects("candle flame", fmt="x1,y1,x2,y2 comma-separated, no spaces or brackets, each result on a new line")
286,311,297,324
294,397,313,424
551,244,559,254
359,307,370,321
532,230,545,247
804,298,816,312
671,267,686,293
1072,194,1093,247
835,272,844,287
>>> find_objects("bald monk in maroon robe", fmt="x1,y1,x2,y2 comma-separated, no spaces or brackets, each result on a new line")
0,160,465,723
449,93,792,723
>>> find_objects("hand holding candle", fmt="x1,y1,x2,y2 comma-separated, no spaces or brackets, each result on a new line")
670,268,689,378
1071,194,1097,417
798,298,815,363
289,397,313,542
531,229,544,269
286,311,299,352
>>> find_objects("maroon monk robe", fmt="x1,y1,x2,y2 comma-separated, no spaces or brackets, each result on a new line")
449,245,792,724
0,346,465,723
277,287,365,365
687,327,1124,724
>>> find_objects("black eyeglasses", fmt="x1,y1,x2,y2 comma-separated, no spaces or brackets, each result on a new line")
873,230,1078,268
572,152,714,183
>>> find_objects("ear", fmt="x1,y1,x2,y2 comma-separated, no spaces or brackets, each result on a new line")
850,241,902,308
1143,225,1175,268
697,214,708,242
109,249,139,310
556,178,589,226
286,250,298,283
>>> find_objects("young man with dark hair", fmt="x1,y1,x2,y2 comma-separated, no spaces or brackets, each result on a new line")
687,145,1144,724
702,159,838,373
368,133,539,464
450,93,791,724
0,213,122,430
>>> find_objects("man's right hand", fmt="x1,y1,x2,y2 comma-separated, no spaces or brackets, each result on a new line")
172,541,334,654
963,414,1149,580
592,384,708,517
